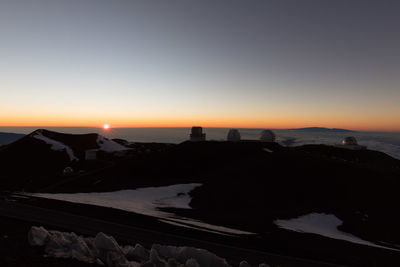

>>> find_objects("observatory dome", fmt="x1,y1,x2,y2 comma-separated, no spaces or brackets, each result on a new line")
260,130,276,142
227,129,241,142
342,136,358,146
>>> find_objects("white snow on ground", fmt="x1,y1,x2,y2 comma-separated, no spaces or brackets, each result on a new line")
33,131,78,161
28,226,261,267
158,219,232,236
275,213,399,251
97,135,128,152
32,184,200,218
167,218,254,235
263,148,273,153
30,184,254,235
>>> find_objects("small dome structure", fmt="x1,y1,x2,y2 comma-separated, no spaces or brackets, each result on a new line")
260,130,276,142
342,136,358,146
227,129,241,142
63,167,74,176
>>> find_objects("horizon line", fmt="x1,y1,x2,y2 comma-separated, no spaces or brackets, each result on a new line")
0,125,399,133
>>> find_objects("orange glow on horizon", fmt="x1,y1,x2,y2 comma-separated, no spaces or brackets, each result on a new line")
0,116,399,132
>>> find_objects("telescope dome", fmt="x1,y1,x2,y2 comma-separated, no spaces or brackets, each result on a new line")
260,130,276,142
342,136,358,145
227,129,241,142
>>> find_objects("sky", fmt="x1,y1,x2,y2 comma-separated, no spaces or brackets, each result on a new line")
0,0,399,131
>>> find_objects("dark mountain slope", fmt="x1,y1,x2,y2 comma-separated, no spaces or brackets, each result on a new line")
0,129,127,190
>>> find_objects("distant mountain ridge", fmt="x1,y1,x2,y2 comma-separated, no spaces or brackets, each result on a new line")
289,127,354,133
0,132,25,146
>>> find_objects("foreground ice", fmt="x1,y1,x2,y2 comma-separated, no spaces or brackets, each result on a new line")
30,184,254,235
28,226,268,267
274,213,399,251
33,130,78,161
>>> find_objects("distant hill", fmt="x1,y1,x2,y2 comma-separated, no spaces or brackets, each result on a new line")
0,129,128,190
289,127,354,133
0,132,25,146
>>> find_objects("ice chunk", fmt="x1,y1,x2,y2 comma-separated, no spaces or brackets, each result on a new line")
150,248,167,267
44,230,95,263
106,251,131,267
28,226,269,267
28,226,50,246
94,232,125,263
124,244,150,262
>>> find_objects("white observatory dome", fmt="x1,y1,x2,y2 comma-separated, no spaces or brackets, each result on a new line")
342,136,358,145
260,130,276,142
227,129,241,142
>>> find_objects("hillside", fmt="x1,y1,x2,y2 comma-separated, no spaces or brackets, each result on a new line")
0,129,128,190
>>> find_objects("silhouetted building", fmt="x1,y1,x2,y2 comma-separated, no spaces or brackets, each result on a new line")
335,136,366,150
260,130,276,142
190,126,206,141
227,129,241,142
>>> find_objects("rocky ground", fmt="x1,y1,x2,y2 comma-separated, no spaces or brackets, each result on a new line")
1,130,400,266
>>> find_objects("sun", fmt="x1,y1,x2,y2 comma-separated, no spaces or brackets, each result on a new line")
103,124,110,130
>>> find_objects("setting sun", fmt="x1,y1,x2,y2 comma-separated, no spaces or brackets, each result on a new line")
103,124,109,130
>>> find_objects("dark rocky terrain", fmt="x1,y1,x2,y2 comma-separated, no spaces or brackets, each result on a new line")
1,129,400,266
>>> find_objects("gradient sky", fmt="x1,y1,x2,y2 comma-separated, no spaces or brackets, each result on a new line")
1,0,399,131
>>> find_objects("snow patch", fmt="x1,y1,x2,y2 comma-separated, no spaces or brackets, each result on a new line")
33,131,78,161
167,218,255,235
158,219,233,236
275,213,399,251
28,226,50,246
29,184,254,235
31,184,200,218
97,135,128,152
